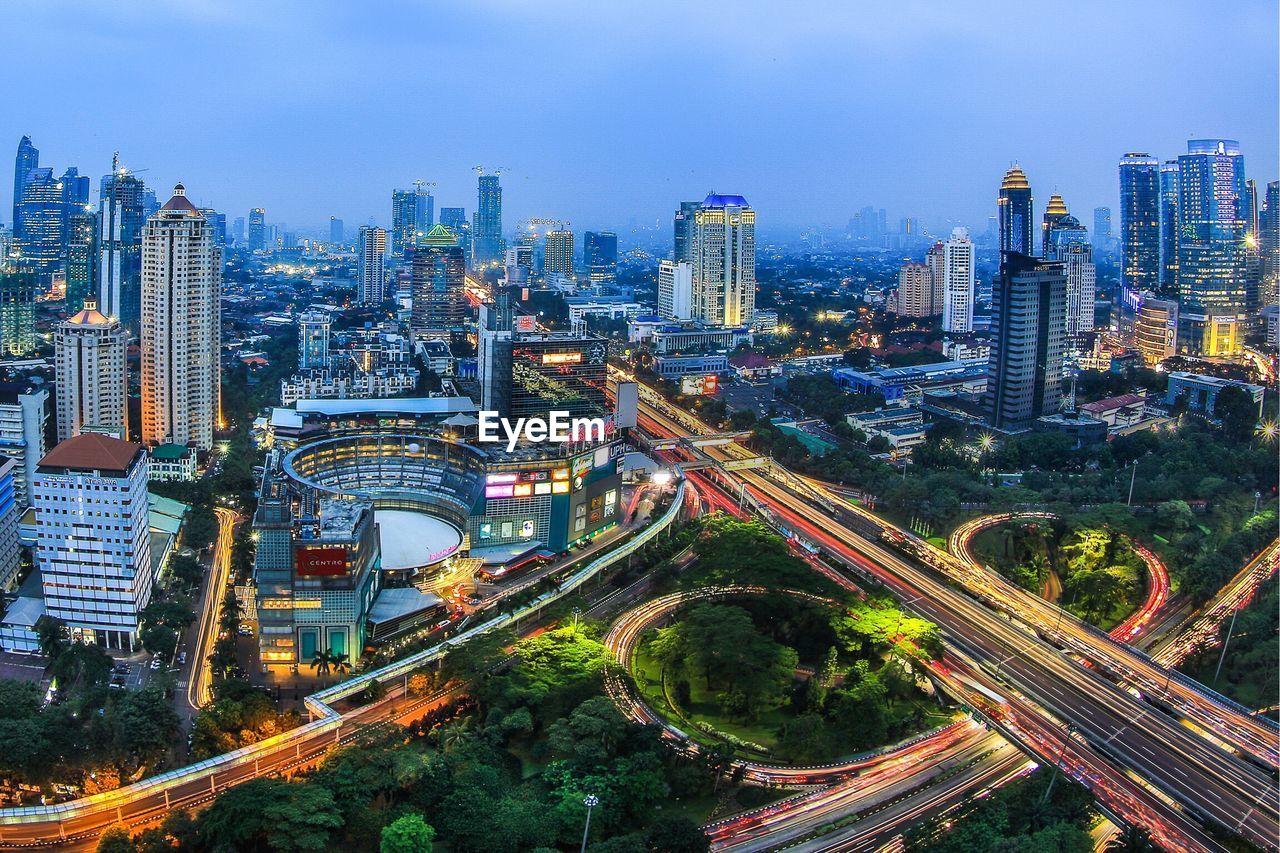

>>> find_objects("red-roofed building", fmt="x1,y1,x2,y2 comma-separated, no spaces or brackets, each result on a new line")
1079,393,1148,429
729,350,781,380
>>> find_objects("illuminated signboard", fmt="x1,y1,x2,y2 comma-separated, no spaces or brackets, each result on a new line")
541,352,583,366
296,546,347,577
515,315,536,332
680,374,719,396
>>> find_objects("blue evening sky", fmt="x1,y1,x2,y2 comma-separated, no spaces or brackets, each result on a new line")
3,0,1276,237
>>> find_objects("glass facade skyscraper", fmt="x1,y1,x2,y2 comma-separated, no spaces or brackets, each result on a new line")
998,166,1033,270
986,253,1066,431
1119,153,1161,298
410,224,466,337
1092,207,1112,248
1158,160,1180,293
65,209,97,315
473,175,503,269
14,167,63,279
583,231,618,286
248,207,266,252
1175,139,1247,315
391,186,434,258
98,167,148,328
0,269,37,356
11,137,38,240
674,201,700,264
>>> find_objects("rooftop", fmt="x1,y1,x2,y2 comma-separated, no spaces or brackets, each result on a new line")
150,443,192,461
39,433,142,474
160,183,200,214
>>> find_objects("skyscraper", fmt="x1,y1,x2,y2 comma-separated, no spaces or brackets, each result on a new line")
1047,216,1096,336
14,167,64,279
297,309,332,370
199,208,227,247
1159,160,1180,293
58,167,90,256
54,300,128,442
473,174,503,268
1041,193,1069,256
64,207,97,315
583,231,618,286
35,433,152,650
658,259,693,321
674,201,700,264
329,216,344,245
1092,207,1112,248
1176,139,1248,318
544,229,574,278
926,241,945,317
1260,181,1280,312
356,225,387,305
410,224,466,338
98,161,147,328
0,270,37,356
140,186,221,451
1119,152,1161,297
1134,293,1179,366
391,185,434,258
690,193,755,327
248,207,266,252
440,207,469,267
998,165,1033,268
941,227,975,333
986,253,1067,431
11,137,37,241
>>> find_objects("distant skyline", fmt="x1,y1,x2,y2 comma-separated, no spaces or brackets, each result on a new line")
3,0,1276,237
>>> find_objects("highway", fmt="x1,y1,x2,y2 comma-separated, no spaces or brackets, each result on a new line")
632,384,1279,851
186,507,239,712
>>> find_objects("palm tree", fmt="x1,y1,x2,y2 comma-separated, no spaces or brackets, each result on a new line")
310,650,334,681
35,615,69,661
1105,825,1157,853
439,717,473,753
330,650,351,678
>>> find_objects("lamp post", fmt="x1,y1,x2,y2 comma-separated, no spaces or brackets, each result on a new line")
580,794,599,853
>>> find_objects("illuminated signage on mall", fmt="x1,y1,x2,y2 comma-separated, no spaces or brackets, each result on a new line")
541,352,582,366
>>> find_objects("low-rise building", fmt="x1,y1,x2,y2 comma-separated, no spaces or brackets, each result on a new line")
1165,372,1265,417
847,408,931,451
652,352,730,378
148,443,197,482
729,351,781,380
280,367,419,406
832,359,987,406
1078,393,1149,430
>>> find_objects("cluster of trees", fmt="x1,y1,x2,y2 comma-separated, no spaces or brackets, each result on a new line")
189,678,297,760
905,768,1097,852
0,626,178,792
1184,576,1279,709
102,625,711,852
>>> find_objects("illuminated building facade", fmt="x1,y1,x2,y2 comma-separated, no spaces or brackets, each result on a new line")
507,331,608,420
998,165,1033,270
34,434,152,650
583,231,617,286
1119,153,1161,297
140,185,221,451
544,229,574,278
0,269,37,356
986,253,1066,431
1159,160,1180,292
297,309,331,370
1176,139,1248,322
65,208,97,314
98,164,148,328
1041,193,1069,256
674,200,700,264
691,193,756,327
1261,181,1280,312
248,207,265,252
55,300,128,442
410,224,466,338
658,260,693,321
473,174,503,268
1046,213,1095,336
391,186,434,258
11,137,38,242
893,262,935,317
1134,293,1178,365
942,227,975,333
14,167,63,280
357,225,387,305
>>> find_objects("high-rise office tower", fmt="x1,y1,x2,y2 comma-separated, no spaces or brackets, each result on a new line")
1134,293,1179,366
926,241,945,316
893,263,934,317
1119,153,1161,297
1041,193,1069,256
54,300,128,442
1092,207,1112,248
0,385,48,507
297,309,331,370
505,243,534,284
0,269,37,356
0,458,19,591
232,217,245,245
11,137,37,241
941,227,975,333
391,185,435,258
329,216,344,245
35,433,151,650
1047,216,1096,336
1261,182,1280,312
98,160,147,328
986,253,1067,431
690,193,755,327
64,207,97,315
356,225,387,305
998,165,1034,268
14,167,63,279
657,259,693,320
544,229,574,277
440,207,469,267
674,201,700,264
1176,139,1248,318
1244,179,1262,321
1158,160,1180,293
410,225,466,338
140,185,221,451
583,231,618,286
199,209,227,248
473,174,503,268
248,207,266,252
59,167,90,255
499,330,608,420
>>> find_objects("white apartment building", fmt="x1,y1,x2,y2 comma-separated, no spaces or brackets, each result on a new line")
35,433,152,650
690,194,755,327
141,185,221,451
0,386,48,507
942,227,975,333
55,300,128,443
658,259,693,321
357,226,387,305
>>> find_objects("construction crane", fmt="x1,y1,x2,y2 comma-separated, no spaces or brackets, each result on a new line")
525,217,569,233
412,179,437,193
473,165,509,177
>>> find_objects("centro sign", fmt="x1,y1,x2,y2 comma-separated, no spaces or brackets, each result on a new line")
477,410,606,452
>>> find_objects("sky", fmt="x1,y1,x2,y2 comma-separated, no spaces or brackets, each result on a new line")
3,0,1277,237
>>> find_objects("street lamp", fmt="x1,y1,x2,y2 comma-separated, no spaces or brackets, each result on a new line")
580,794,599,853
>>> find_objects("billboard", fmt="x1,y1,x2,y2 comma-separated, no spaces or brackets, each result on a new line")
296,546,348,577
680,374,719,396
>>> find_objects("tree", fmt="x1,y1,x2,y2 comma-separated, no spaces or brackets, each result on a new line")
380,814,435,853
644,815,711,853
546,697,629,767
1105,825,1158,853
195,778,342,851
96,826,136,853
1213,385,1259,443
34,615,68,660
309,648,351,684
139,625,178,662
